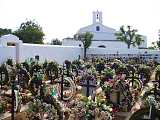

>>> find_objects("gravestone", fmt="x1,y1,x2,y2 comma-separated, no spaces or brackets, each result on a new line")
80,75,96,97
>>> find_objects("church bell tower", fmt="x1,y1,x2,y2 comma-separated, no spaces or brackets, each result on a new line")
93,10,102,24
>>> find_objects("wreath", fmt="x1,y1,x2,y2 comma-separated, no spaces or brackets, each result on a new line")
55,77,76,101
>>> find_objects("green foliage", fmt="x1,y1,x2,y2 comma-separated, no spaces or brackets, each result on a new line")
82,32,93,49
115,25,144,49
0,28,12,37
156,40,160,49
47,61,59,78
148,41,159,50
148,46,156,50
0,102,5,113
14,20,45,44
155,65,160,72
50,38,62,45
138,64,150,74
6,58,13,66
102,68,115,78
76,32,93,59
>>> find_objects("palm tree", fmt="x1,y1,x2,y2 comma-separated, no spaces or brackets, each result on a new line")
115,25,144,49
76,32,93,59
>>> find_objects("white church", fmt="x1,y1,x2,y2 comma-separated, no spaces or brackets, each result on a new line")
62,11,147,50
0,11,160,64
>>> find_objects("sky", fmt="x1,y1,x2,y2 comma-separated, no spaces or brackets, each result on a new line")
1,0,160,46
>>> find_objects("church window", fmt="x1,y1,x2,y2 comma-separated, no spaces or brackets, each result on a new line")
96,26,100,31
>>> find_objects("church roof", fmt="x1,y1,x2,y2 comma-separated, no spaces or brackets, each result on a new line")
77,23,116,34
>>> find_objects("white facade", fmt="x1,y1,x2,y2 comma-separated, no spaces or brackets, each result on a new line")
0,11,158,65
0,34,82,65
0,34,160,65
62,11,147,49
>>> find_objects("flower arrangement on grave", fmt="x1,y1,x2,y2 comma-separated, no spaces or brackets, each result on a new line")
95,60,105,74
0,64,9,87
63,94,113,120
6,58,13,66
29,63,43,95
45,61,59,81
21,61,30,72
72,59,82,69
138,64,151,83
27,93,63,120
101,68,115,82
16,64,31,91
0,100,6,114
115,63,127,74
30,62,42,76
155,65,160,80
21,91,32,105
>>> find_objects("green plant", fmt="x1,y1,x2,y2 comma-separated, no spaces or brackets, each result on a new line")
138,64,151,76
0,102,5,113
6,59,13,66
102,68,115,78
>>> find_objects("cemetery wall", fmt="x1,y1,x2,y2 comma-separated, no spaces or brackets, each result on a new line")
1,43,160,65
19,44,83,64
0,46,16,64
87,47,160,61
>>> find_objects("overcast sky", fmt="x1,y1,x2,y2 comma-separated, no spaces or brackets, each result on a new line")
1,0,160,46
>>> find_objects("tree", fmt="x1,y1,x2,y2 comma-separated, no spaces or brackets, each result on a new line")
148,40,160,50
148,42,157,50
0,28,12,37
115,25,144,49
148,46,156,50
156,40,160,49
76,32,93,59
50,38,62,45
14,20,45,44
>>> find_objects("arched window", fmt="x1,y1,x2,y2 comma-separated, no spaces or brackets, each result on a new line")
96,26,100,31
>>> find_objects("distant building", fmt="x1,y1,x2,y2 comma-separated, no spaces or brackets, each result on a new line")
62,10,147,50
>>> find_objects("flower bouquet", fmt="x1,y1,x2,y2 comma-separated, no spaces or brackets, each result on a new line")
63,94,113,120
0,101,6,114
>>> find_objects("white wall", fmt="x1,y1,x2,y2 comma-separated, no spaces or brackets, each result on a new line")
78,23,117,41
62,39,83,47
0,46,16,64
62,39,142,50
0,43,160,65
19,44,82,64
